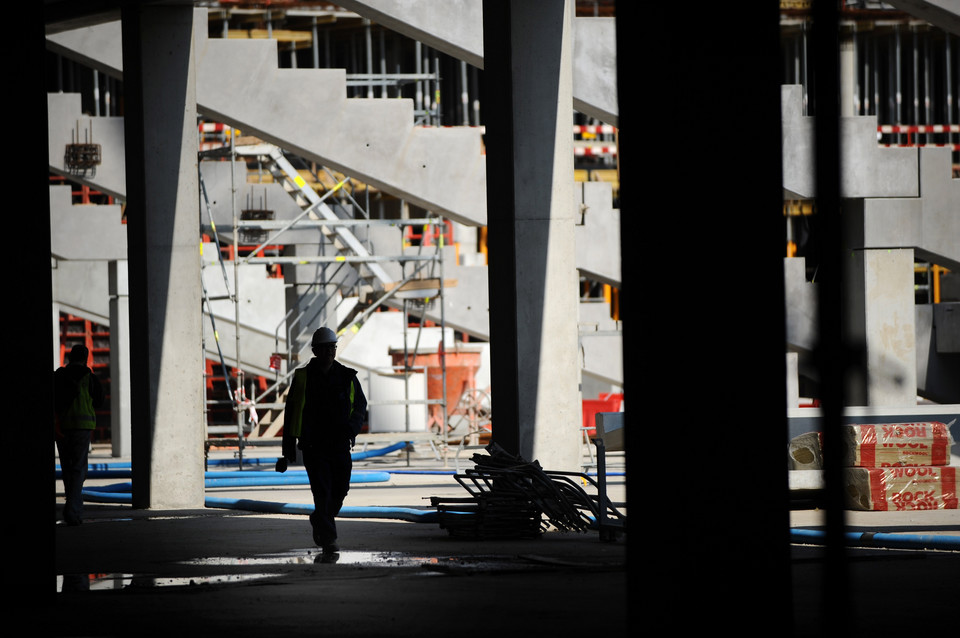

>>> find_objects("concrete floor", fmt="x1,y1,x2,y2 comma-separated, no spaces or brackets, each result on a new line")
49,444,959,637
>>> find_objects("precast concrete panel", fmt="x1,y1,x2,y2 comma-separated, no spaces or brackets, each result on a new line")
781,85,919,199
194,22,488,226
848,248,918,406
919,147,960,270
843,197,923,249
49,186,126,261
574,181,620,286
47,93,126,200
48,10,489,227
784,256,818,354
573,18,617,126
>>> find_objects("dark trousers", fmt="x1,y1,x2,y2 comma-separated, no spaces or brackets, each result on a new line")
57,429,92,525
302,446,352,545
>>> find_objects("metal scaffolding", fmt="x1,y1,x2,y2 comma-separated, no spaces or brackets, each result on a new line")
199,138,451,466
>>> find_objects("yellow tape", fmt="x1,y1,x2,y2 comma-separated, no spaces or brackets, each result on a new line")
336,256,346,261
294,175,306,188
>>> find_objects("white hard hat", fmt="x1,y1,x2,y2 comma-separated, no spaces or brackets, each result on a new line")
311,327,338,347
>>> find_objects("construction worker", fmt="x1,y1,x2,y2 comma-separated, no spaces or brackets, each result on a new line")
279,327,367,554
54,344,104,526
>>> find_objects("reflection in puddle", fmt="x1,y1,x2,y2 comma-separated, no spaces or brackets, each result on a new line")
58,572,281,592
180,550,444,568
57,551,537,592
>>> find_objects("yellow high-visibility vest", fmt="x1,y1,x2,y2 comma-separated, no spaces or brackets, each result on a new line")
62,373,97,431
285,366,357,438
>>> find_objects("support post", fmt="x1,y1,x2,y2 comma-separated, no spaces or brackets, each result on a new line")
122,4,205,509
482,0,581,471
109,260,131,458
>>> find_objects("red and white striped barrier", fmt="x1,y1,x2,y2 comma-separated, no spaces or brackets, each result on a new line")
574,125,617,135
574,145,618,157
878,124,960,134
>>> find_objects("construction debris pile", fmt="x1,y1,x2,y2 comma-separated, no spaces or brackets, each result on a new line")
789,422,958,511
432,443,627,540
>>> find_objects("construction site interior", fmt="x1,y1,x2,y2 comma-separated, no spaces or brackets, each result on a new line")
48,1,958,469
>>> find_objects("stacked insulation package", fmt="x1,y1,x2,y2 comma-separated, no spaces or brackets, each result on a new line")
790,422,958,511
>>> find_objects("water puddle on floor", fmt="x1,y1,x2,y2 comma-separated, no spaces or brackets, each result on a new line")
58,572,281,592
57,551,539,591
179,549,480,568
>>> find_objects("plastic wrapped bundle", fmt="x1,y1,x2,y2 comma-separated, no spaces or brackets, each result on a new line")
844,466,958,511
840,422,954,468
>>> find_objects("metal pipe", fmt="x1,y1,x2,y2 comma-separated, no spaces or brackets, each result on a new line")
924,32,932,144
439,227,448,451
415,41,423,119
380,28,387,98
947,36,954,136
912,26,920,134
461,60,469,126
311,17,319,69
896,24,903,142
365,19,373,99
230,125,244,465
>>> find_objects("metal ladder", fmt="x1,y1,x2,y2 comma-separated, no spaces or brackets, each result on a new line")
234,144,446,353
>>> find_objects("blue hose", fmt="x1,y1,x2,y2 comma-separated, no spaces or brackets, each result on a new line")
81,482,438,523
791,528,960,551
59,441,414,479
204,471,391,487
203,496,438,523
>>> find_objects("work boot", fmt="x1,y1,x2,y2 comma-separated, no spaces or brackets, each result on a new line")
313,529,337,552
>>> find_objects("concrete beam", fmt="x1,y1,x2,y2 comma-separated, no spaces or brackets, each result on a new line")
335,0,485,69
334,1,618,125
46,10,489,227
782,85,919,200
918,147,960,271
885,0,960,36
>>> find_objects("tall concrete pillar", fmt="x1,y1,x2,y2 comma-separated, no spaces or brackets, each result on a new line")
122,5,205,509
109,260,131,458
482,0,581,471
846,248,918,406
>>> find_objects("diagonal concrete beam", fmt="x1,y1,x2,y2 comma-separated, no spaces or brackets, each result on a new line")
885,0,960,36
47,9,488,227
335,0,618,125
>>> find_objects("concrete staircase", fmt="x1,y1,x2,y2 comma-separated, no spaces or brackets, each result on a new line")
781,84,960,403
46,8,625,391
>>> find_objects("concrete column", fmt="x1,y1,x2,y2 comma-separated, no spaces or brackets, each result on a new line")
122,5,204,509
846,248,918,406
482,0,581,471
109,260,131,458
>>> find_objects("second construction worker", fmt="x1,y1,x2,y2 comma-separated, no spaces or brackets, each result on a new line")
279,327,367,554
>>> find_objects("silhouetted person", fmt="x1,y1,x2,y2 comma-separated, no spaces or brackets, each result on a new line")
54,344,104,526
279,327,366,554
